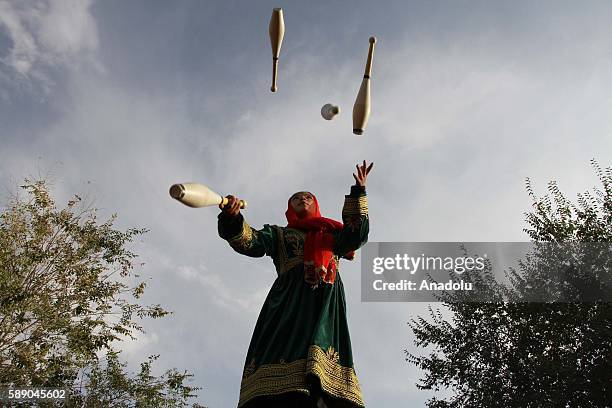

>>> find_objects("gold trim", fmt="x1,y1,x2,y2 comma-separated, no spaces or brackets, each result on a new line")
243,358,256,379
275,227,305,275
325,346,339,364
228,220,256,251
238,345,364,407
285,231,304,257
308,345,364,407
274,227,342,287
239,357,310,406
343,196,368,217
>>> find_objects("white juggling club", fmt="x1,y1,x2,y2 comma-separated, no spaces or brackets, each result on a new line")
169,183,247,209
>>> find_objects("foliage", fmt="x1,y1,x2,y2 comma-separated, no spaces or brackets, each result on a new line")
71,351,205,408
0,179,202,406
407,160,611,407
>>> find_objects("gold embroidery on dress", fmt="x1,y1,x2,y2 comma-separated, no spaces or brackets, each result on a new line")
307,345,364,407
304,261,320,288
229,221,256,250
275,227,305,275
325,346,340,364
332,256,339,268
285,231,304,257
342,195,368,217
238,346,365,408
243,358,256,379
239,357,310,406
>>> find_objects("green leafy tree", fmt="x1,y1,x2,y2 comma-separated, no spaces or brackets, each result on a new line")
407,160,611,408
0,179,202,406
72,351,205,407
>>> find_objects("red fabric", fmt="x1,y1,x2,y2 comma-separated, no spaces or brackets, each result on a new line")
285,193,354,286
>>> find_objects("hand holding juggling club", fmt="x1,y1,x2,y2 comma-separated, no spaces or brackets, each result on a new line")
169,183,247,209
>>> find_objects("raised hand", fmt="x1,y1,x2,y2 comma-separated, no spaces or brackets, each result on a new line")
353,160,374,187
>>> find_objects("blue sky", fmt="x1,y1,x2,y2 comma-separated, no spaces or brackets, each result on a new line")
1,1,610,406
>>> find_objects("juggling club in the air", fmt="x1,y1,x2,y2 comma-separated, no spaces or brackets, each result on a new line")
269,8,285,92
352,36,377,135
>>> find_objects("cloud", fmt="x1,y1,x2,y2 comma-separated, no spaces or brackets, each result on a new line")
1,2,611,406
176,264,270,313
0,0,99,95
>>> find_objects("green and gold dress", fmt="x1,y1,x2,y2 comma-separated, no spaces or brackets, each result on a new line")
218,186,369,408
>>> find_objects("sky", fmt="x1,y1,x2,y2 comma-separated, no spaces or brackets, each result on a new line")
1,0,611,406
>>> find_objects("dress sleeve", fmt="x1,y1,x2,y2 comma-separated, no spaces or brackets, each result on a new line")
333,185,370,256
218,213,277,258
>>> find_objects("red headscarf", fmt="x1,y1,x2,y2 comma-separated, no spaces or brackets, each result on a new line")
285,192,354,287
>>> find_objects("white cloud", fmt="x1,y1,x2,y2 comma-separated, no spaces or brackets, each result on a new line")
0,1,38,75
0,0,99,93
38,0,98,57
112,331,160,358
176,264,269,313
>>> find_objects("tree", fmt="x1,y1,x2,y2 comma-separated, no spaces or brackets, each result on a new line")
72,351,205,407
0,179,203,406
406,160,611,408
